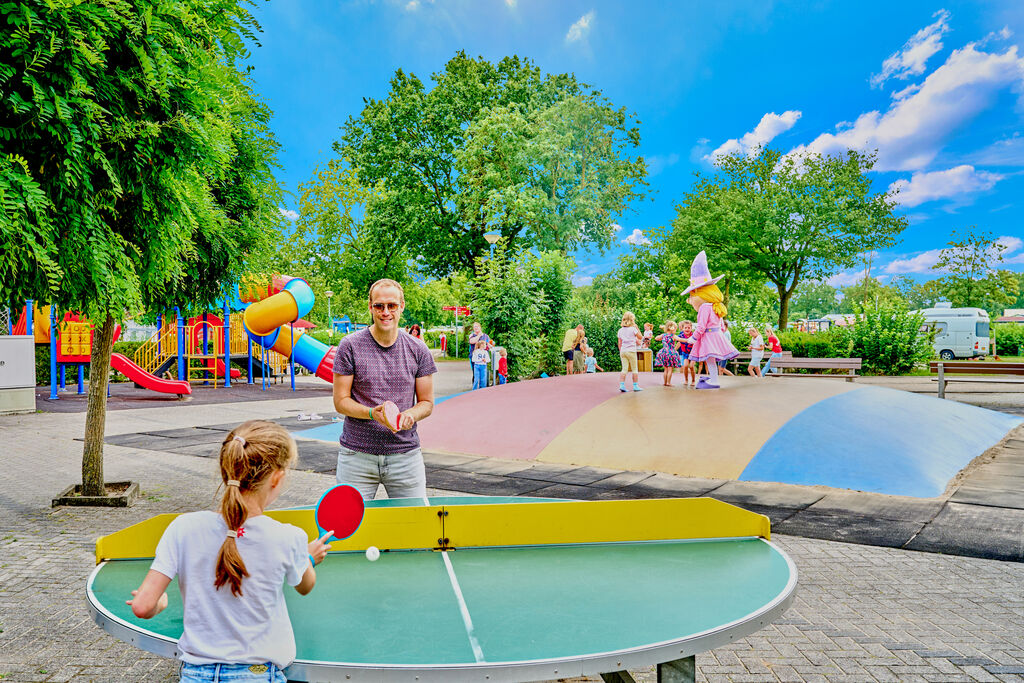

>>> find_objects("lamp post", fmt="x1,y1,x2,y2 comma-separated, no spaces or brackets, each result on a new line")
483,232,500,260
326,290,333,338
483,232,501,385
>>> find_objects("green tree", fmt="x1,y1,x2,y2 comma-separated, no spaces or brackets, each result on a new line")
789,280,839,319
282,160,409,294
470,244,543,380
931,228,1007,308
2,1,283,497
892,275,942,310
670,148,906,328
838,279,906,313
335,52,646,277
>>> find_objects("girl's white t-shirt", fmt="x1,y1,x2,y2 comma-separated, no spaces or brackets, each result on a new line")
618,326,639,352
150,510,310,667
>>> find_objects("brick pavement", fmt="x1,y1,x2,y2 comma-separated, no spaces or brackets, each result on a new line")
2,384,1024,681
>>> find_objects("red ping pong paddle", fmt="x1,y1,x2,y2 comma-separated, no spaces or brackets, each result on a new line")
314,484,365,543
383,400,402,431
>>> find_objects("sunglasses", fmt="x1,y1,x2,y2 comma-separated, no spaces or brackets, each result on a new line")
371,303,401,312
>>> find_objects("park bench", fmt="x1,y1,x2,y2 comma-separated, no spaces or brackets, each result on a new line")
766,357,862,382
728,350,793,373
929,360,1024,399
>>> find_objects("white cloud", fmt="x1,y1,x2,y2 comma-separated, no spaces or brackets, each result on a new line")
708,111,802,161
644,153,680,176
572,275,594,286
622,228,651,246
968,133,1024,167
888,165,1004,207
998,236,1024,264
790,43,1024,171
566,11,594,43
279,208,299,221
871,9,951,87
611,223,624,233
884,249,944,274
890,83,922,101
504,0,516,7
405,0,419,9
827,271,871,287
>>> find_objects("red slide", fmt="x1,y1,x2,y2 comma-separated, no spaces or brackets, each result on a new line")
110,353,192,396
207,358,241,380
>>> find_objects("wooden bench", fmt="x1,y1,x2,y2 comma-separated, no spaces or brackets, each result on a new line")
929,360,1024,399
767,357,862,382
728,350,793,373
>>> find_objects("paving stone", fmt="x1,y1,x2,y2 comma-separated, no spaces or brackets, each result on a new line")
162,443,220,458
906,503,1024,561
585,470,656,489
139,427,222,439
423,468,550,496
509,465,623,486
973,462,1024,478
775,511,925,549
709,481,826,510
619,473,725,498
526,483,603,500
806,491,944,523
421,451,487,469
949,485,1024,510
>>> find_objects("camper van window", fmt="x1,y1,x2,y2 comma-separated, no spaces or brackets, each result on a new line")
976,321,989,338
933,322,948,335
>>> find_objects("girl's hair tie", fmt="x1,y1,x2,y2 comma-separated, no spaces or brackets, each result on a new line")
226,530,238,539
226,480,240,487
233,435,246,446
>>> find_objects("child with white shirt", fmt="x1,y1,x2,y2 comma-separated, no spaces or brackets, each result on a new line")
126,421,332,682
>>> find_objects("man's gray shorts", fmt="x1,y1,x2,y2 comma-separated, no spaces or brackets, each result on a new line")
336,445,427,500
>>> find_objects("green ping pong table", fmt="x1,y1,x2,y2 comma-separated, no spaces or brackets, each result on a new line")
87,496,797,682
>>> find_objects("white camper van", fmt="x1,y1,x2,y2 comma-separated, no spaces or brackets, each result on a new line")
918,303,990,360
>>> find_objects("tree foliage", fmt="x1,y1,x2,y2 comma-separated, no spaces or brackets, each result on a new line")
1,0,284,495
669,148,906,328
335,52,646,277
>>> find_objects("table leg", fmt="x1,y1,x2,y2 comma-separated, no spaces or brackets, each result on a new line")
658,655,696,682
601,672,637,683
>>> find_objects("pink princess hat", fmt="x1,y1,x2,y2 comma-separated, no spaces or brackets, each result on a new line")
681,251,725,296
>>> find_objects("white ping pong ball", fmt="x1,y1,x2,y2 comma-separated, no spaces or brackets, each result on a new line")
366,546,380,561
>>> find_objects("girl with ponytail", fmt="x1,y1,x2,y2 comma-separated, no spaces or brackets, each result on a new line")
127,421,332,682
680,251,739,389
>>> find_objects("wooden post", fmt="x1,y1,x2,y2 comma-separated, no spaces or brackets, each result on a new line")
937,361,945,399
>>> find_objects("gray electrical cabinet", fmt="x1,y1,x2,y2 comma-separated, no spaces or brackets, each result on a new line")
0,335,36,415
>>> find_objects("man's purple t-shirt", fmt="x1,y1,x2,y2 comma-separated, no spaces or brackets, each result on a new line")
333,329,437,455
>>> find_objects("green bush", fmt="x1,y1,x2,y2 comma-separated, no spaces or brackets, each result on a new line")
776,330,841,358
831,304,932,375
471,251,543,380
993,323,1024,356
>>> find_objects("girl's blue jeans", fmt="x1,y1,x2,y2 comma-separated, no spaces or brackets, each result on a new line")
472,363,488,390
179,662,287,682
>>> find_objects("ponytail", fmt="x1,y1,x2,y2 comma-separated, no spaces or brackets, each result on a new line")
214,421,297,597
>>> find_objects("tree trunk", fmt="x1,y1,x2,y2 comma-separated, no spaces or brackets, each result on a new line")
82,315,116,497
777,285,791,330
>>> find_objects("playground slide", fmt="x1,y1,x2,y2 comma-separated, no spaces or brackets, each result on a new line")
206,358,241,380
242,276,336,383
110,353,192,396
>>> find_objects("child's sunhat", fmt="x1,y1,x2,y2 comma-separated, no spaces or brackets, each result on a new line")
681,250,725,296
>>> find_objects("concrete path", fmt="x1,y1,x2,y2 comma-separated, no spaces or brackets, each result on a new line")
2,364,1023,681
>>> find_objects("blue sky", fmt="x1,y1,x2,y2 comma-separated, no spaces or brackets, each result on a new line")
247,0,1024,287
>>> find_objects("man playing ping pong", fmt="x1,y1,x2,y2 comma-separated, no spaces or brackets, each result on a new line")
332,279,437,499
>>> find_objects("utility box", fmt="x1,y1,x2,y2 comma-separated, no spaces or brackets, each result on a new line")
0,335,36,415
637,348,653,373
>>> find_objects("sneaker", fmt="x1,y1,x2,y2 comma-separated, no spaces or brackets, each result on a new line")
632,383,643,392
695,378,720,390
619,382,627,392
310,413,323,421
297,413,311,421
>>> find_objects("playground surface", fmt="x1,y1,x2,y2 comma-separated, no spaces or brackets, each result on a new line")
2,363,1024,681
